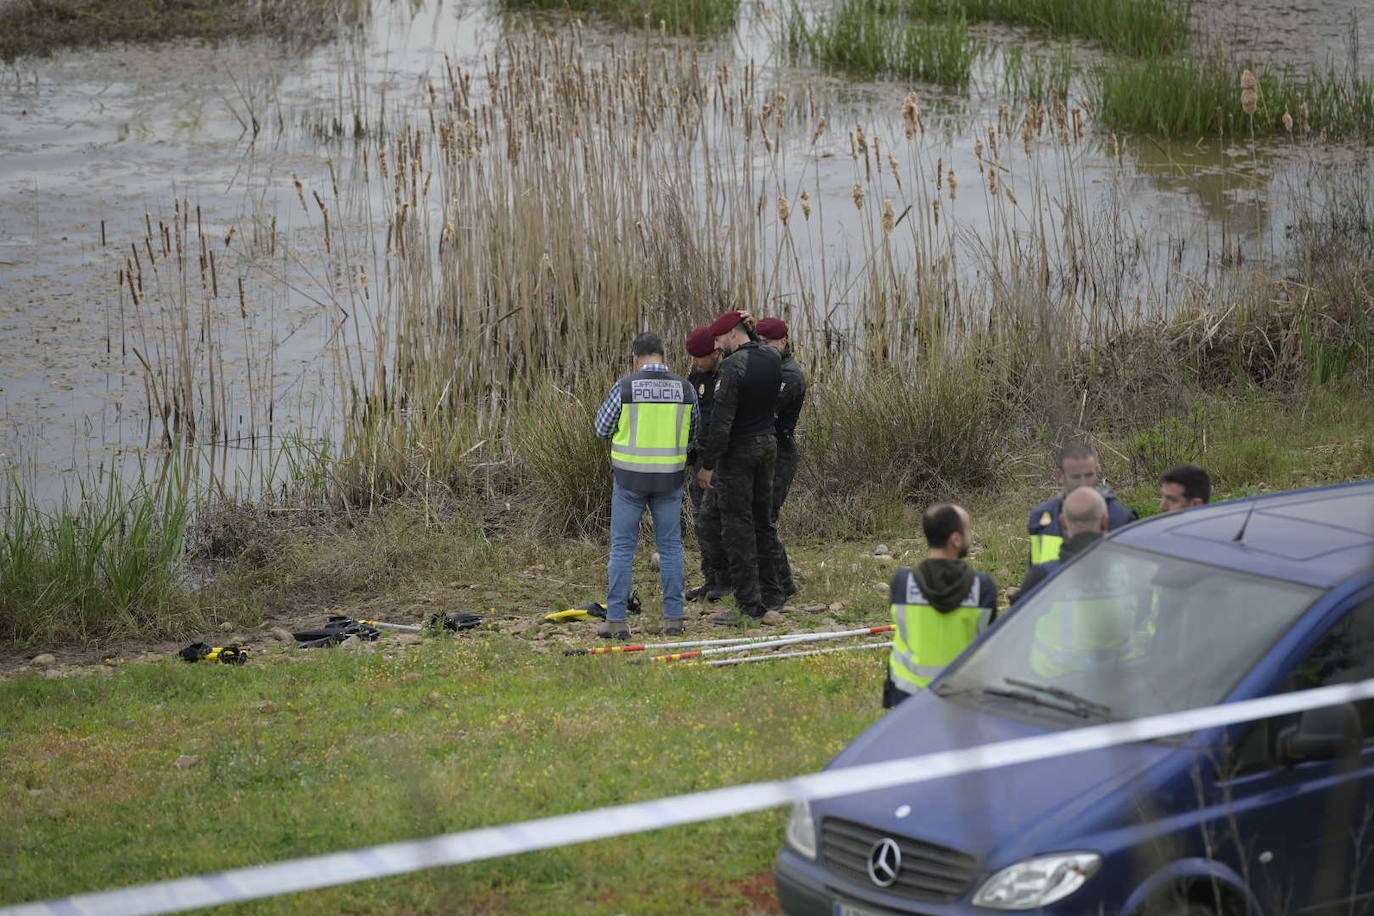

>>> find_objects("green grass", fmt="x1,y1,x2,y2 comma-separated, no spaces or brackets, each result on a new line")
0,0,368,61
0,638,881,913
788,2,975,86
499,0,740,34
0,469,203,645
1095,51,1374,139
1001,43,1074,104
871,0,1189,57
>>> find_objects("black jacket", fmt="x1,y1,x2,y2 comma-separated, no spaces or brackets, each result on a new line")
775,347,807,444
698,342,782,471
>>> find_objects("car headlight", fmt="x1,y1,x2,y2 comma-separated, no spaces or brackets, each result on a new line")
785,800,817,860
971,852,1101,910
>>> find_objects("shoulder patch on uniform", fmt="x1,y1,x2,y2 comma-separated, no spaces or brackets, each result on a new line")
1038,511,1052,528
697,383,706,396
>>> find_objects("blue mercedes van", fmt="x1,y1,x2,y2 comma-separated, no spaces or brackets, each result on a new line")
775,480,1374,915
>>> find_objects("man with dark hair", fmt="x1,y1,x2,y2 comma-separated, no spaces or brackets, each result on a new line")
683,326,730,602
1159,464,1211,513
695,310,787,626
594,332,698,639
1013,486,1109,606
1026,442,1136,566
884,503,998,708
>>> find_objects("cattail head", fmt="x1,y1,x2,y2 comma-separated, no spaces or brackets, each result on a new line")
974,138,984,160
947,170,958,199
931,198,941,227
901,91,922,138
1282,110,1294,134
1240,69,1258,115
987,169,999,195
851,183,865,210
882,199,896,234
1299,100,1311,134
799,190,812,219
778,195,791,223
811,117,827,144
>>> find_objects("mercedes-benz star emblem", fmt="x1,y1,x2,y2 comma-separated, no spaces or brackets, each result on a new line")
866,837,902,888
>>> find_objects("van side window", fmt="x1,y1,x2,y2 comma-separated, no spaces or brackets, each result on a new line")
1230,596,1374,773
1282,596,1374,737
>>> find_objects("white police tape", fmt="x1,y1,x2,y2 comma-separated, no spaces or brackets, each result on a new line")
9,676,1374,916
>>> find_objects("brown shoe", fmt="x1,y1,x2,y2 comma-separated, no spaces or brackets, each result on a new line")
597,620,630,640
664,618,686,637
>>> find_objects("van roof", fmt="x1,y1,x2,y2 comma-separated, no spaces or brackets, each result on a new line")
1111,479,1374,588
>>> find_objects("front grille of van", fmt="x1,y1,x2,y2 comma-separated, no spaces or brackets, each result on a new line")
820,817,980,902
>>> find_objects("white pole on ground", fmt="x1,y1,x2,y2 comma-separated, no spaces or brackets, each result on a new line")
701,640,893,667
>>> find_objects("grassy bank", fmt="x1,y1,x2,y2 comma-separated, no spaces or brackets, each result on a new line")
5,386,1374,911
0,0,368,61
0,468,204,645
0,639,874,913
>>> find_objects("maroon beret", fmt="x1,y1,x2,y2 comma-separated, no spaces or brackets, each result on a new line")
704,309,747,339
685,327,716,358
755,317,788,340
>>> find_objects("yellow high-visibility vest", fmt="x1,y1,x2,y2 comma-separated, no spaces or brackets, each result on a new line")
888,569,992,696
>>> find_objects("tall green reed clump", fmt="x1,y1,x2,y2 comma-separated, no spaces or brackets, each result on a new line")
898,0,1189,56
498,0,739,34
789,2,974,86
1095,51,1374,139
0,470,200,645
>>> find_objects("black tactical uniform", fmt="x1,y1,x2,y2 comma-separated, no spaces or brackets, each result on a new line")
697,341,786,616
687,365,727,591
771,346,807,521
771,347,806,600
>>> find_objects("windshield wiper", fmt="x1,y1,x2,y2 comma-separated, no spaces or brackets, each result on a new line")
1003,677,1113,719
979,686,1094,719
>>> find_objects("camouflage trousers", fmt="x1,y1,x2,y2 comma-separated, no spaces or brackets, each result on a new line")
699,434,787,611
771,437,800,521
689,468,728,587
770,438,799,596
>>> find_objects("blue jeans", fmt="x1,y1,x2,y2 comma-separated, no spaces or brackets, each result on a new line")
608,481,685,622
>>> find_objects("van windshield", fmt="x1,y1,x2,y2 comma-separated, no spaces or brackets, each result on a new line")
938,543,1322,721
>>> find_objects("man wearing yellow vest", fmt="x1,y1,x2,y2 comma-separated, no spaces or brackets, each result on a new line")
883,504,999,708
1026,443,1137,567
594,333,698,640
1017,487,1142,678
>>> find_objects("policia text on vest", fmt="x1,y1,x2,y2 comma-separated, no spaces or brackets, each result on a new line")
610,374,695,493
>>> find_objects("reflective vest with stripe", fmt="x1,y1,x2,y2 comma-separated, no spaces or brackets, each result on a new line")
888,569,992,695
611,370,693,494
1028,571,1140,678
1028,507,1064,565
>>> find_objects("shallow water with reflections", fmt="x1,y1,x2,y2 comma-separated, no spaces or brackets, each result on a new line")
0,0,1369,501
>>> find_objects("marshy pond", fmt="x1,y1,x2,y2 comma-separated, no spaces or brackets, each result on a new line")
1,0,1371,503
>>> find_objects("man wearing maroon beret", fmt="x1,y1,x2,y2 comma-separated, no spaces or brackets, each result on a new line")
755,316,804,602
695,310,788,625
683,327,731,602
